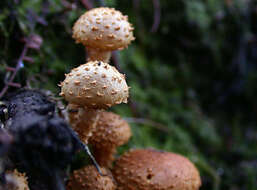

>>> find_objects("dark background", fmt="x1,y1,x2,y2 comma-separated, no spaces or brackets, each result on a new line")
0,0,256,189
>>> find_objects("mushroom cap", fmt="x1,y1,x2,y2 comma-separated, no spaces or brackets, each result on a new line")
60,61,129,109
6,169,29,190
67,165,116,190
89,111,131,148
113,149,201,190
72,7,135,51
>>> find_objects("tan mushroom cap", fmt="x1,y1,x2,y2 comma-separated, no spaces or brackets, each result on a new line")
60,61,129,109
67,165,116,190
113,149,201,190
73,7,135,51
6,169,29,190
89,111,131,148
88,111,131,167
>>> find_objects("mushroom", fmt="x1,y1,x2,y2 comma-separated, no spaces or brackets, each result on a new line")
60,61,129,142
88,111,131,167
6,169,29,190
66,103,80,126
113,149,201,190
66,165,116,190
72,7,135,62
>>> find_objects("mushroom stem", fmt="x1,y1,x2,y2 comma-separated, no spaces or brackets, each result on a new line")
86,48,111,63
76,107,101,143
92,146,116,168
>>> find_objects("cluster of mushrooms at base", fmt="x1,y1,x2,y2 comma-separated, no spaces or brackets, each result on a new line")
3,7,202,190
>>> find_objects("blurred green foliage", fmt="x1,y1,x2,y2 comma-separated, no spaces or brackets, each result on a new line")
0,0,257,189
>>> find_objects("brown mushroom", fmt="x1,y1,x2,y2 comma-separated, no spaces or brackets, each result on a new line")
6,169,29,190
67,165,116,190
72,7,135,62
60,61,129,142
113,149,201,190
61,61,128,109
87,111,131,167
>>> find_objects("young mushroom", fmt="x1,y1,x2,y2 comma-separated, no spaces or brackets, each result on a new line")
60,61,129,143
88,111,131,168
66,165,116,190
72,7,135,62
6,169,29,190
113,149,201,190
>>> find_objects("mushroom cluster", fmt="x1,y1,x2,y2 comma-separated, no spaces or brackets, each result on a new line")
67,108,131,168
61,6,202,190
60,7,133,144
60,60,129,142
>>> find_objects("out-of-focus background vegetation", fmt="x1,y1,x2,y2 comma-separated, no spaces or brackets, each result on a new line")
0,0,257,189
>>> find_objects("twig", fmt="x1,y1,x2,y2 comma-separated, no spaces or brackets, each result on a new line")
5,67,15,72
60,0,77,14
0,44,28,99
133,0,140,10
23,56,34,64
81,0,93,9
132,0,145,42
150,0,161,33
124,117,170,132
6,82,21,88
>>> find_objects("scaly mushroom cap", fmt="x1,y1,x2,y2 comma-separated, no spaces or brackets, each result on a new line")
60,61,129,109
88,111,131,167
6,169,29,190
72,7,135,51
89,111,131,148
67,165,116,190
113,149,201,190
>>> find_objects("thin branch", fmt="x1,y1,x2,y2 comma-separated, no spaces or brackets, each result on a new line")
150,0,161,33
81,0,94,9
5,67,15,72
59,0,77,14
23,56,34,64
6,82,21,88
0,44,28,99
124,117,170,132
133,0,140,10
133,0,141,27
